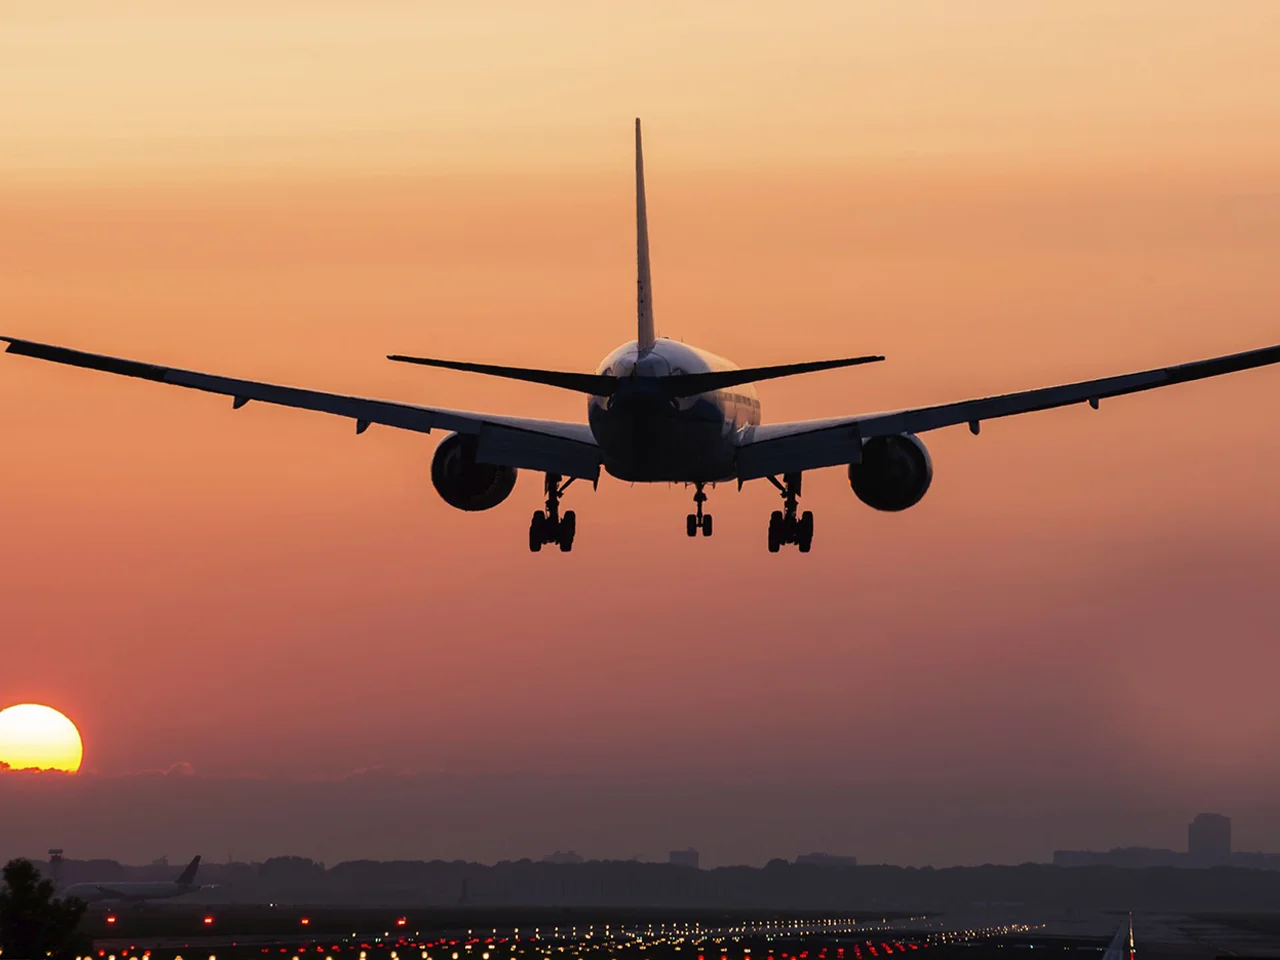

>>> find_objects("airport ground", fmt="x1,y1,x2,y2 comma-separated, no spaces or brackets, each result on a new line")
75,905,1280,960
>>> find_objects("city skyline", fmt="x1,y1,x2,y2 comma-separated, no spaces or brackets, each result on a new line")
2,2,1280,867
7,764,1280,868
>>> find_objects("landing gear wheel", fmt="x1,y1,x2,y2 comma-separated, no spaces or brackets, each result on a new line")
529,511,545,552
766,472,809,552
797,511,814,553
768,510,783,553
530,473,580,553
558,510,576,552
688,483,712,540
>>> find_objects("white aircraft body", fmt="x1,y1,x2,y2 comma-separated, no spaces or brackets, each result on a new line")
60,855,207,903
5,120,1279,552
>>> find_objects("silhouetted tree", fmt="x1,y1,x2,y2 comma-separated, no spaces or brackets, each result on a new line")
0,858,90,960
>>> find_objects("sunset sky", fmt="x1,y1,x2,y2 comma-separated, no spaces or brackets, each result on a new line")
2,1,1280,867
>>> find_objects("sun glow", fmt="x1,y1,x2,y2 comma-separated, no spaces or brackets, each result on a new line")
0,703,83,772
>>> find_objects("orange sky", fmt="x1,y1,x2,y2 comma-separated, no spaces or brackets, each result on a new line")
2,2,1280,865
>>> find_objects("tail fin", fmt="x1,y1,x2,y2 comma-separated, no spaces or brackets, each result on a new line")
176,855,201,886
635,118,656,352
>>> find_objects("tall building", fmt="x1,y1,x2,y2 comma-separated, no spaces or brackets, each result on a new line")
668,848,699,869
1188,813,1231,866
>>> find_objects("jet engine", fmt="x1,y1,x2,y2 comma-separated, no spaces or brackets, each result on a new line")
848,433,933,511
430,432,517,511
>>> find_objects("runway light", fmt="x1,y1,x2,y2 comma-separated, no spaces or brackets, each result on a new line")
204,916,215,926
106,916,117,925
398,919,408,928
302,919,311,926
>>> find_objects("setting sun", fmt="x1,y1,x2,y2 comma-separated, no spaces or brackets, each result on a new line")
0,703,83,772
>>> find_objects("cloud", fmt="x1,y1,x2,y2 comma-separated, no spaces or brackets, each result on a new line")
0,764,74,777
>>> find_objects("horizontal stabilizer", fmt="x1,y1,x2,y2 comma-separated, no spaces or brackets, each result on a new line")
387,354,619,395
388,351,885,397
662,355,885,397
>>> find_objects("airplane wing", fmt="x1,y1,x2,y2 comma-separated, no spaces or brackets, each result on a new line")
736,342,1280,480
93,885,135,900
1,337,602,480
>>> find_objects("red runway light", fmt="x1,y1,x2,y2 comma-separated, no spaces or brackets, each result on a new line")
398,919,408,927
105,916,117,925
302,918,311,926
204,916,215,926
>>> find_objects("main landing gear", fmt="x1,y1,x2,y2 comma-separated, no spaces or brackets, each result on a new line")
529,473,576,553
686,483,713,537
766,472,813,553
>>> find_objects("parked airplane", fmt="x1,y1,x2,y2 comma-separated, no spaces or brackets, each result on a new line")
60,855,207,903
5,120,1279,552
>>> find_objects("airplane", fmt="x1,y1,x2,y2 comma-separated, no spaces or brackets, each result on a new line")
60,855,209,903
4,119,1280,553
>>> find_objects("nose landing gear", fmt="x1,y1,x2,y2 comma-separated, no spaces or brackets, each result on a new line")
766,472,813,553
529,474,577,552
686,482,713,537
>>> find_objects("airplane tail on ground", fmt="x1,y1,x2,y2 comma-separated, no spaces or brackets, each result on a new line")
176,855,201,886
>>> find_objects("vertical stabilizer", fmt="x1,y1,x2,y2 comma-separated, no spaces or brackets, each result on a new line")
634,118,656,351
177,855,201,886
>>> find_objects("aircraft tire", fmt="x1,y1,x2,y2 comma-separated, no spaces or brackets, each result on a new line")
687,514,698,537
702,514,713,537
798,510,814,553
529,511,545,552
768,511,783,553
558,510,576,552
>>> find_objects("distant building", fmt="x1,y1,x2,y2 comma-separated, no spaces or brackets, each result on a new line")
1229,851,1280,870
1052,847,1183,868
1189,813,1231,866
541,850,583,864
668,848,699,869
795,852,858,867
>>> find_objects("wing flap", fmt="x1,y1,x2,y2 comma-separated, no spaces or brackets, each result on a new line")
477,422,601,479
737,422,863,481
740,341,1280,478
3,336,601,480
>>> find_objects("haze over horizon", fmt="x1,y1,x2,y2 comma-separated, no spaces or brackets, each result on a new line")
2,2,1279,868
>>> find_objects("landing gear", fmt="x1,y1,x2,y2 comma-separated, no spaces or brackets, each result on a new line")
686,483,713,537
765,472,814,552
529,474,577,552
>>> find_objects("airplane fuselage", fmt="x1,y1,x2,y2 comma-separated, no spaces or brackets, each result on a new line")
588,338,760,482
60,881,196,904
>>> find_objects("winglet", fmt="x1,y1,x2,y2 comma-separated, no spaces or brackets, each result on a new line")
635,118,656,352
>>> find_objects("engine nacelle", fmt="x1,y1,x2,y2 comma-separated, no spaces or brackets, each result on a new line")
848,433,933,512
430,432,517,512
